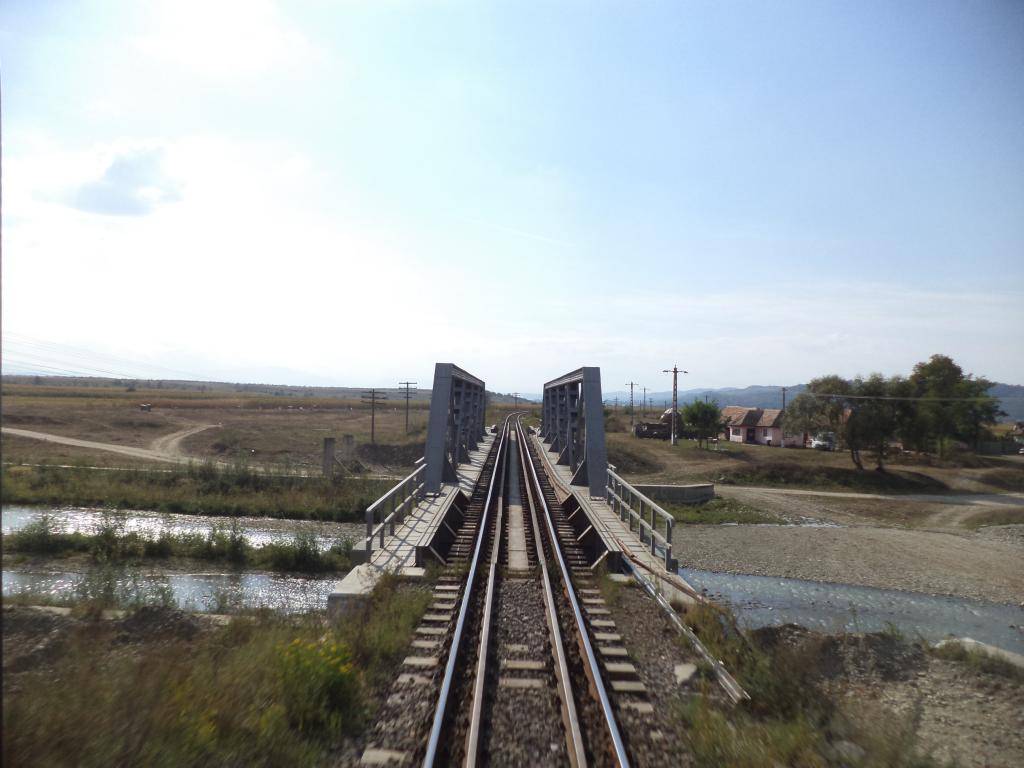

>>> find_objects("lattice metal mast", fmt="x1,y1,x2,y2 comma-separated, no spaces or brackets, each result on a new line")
661,365,688,446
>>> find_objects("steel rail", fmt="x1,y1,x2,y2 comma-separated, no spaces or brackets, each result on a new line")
422,416,511,768
515,419,588,768
463,423,508,766
518,419,632,768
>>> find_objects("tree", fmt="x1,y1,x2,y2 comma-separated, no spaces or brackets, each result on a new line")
847,374,898,470
908,355,1002,455
782,393,828,443
681,399,723,449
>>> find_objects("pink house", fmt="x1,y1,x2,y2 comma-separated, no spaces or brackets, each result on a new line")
721,406,801,447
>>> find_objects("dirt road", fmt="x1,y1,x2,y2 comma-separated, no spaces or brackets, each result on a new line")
1,424,217,465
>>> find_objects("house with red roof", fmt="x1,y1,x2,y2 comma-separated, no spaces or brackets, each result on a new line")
720,406,801,447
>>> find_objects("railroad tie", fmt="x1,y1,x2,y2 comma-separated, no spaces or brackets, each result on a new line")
603,662,638,679
360,747,411,766
598,645,629,658
498,677,544,689
610,679,647,694
421,613,452,622
594,632,622,642
411,639,439,650
403,656,439,669
500,659,545,672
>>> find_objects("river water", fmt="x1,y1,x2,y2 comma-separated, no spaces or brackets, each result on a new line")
681,567,1024,654
5,505,1022,649
2,504,366,551
2,504,358,613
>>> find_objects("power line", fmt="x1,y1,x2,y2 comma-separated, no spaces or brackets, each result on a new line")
361,389,387,443
398,381,417,434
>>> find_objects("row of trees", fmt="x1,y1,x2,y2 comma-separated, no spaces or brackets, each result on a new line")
782,355,1002,469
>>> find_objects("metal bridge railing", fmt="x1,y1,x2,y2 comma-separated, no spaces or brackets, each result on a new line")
605,468,675,569
362,462,426,555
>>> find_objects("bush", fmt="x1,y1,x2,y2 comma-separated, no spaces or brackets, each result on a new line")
278,638,362,735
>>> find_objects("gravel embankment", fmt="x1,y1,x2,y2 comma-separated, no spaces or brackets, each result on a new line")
673,523,1024,605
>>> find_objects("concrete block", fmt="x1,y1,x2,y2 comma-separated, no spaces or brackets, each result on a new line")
327,564,381,618
674,662,698,684
634,483,715,505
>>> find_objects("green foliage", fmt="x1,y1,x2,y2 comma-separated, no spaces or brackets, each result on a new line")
3,522,355,574
335,572,431,688
681,399,724,448
783,355,1001,469
668,497,776,525
0,463,388,522
278,637,363,735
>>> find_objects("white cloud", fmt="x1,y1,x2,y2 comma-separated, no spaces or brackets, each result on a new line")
132,0,322,81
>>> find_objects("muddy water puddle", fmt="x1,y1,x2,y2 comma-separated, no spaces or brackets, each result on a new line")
681,567,1024,654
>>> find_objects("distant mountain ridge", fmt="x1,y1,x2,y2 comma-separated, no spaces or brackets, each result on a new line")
605,383,1024,422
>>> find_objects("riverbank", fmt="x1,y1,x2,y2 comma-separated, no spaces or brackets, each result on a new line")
1,463,387,520
3,506,360,576
674,522,1024,605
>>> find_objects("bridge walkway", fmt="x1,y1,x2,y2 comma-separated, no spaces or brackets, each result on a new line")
368,433,495,572
530,432,699,603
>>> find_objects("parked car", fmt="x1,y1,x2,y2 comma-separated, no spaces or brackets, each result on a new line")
810,433,836,451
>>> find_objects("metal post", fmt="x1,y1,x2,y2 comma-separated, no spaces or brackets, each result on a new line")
322,437,336,477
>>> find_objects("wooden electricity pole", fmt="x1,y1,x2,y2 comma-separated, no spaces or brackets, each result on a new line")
662,365,689,446
361,388,387,443
512,392,520,408
642,386,648,417
399,381,417,434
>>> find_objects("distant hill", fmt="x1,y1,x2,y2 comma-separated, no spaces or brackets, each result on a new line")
606,383,1024,422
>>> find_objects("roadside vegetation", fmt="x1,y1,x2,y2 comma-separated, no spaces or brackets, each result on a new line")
667,497,777,525
0,462,388,521
677,603,948,766
3,514,356,574
2,574,430,767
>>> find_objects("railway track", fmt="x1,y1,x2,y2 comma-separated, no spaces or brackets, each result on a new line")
361,416,658,767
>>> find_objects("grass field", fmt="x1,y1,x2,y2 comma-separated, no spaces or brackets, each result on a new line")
1,463,388,520
1,383,539,474
606,430,1023,494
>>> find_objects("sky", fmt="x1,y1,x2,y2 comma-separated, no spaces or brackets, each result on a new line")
2,0,1022,393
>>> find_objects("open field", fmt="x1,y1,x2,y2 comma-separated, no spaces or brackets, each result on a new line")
607,431,1024,494
1,383,540,474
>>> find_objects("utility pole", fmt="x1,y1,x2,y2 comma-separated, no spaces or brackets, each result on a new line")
642,386,648,417
626,382,637,427
512,392,520,409
398,381,417,434
662,365,689,446
361,388,387,444
614,396,619,411
781,386,787,411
